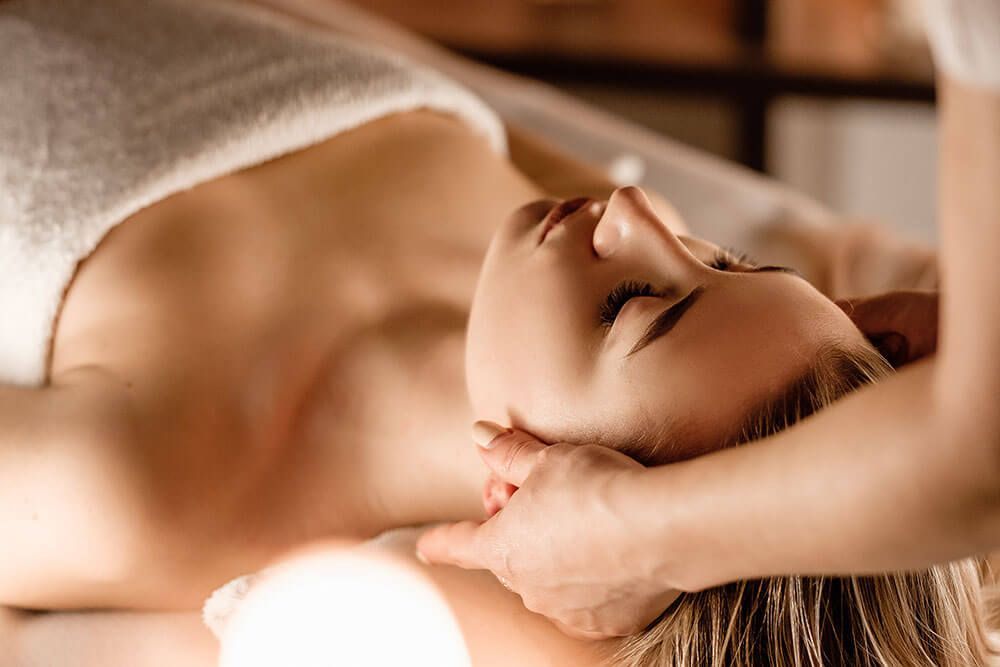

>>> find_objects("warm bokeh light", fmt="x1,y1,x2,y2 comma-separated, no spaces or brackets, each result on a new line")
219,547,471,667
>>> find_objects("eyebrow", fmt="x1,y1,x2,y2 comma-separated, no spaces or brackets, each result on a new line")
627,286,705,357
624,264,806,357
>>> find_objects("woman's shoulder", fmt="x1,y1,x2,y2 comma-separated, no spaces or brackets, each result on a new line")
365,528,614,667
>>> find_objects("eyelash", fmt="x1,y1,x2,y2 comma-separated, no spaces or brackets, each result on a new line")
709,248,754,271
599,280,662,327
599,249,755,327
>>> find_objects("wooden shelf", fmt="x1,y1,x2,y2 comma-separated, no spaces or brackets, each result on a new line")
348,0,933,84
344,0,936,171
767,0,934,84
348,0,745,68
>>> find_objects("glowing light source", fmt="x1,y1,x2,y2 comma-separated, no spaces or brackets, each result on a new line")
219,546,471,667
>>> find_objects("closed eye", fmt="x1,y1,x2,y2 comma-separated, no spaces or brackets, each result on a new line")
709,248,755,271
599,280,662,328
601,247,807,351
624,250,807,356
709,248,806,282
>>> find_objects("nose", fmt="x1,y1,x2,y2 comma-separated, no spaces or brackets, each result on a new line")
593,186,702,273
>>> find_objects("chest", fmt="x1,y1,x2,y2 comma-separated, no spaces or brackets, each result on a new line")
46,113,536,514
52,112,530,370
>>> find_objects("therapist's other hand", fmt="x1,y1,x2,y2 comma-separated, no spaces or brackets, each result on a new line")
416,422,682,640
836,290,938,368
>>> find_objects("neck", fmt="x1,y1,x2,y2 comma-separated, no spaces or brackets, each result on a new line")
361,319,488,528
292,306,489,536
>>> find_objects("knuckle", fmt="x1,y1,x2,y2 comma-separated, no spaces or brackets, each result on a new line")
607,620,635,637
561,611,593,634
538,442,573,466
582,609,610,634
534,447,552,466
498,551,516,581
521,594,545,614
485,536,513,578
548,442,574,456
501,435,534,472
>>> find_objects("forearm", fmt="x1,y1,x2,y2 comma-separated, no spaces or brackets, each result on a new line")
630,357,999,591
936,76,1000,421
926,2,1000,414
5,607,218,667
627,38,1000,594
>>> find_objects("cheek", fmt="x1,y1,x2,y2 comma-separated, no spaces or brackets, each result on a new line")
464,265,541,418
464,231,599,421
465,315,565,422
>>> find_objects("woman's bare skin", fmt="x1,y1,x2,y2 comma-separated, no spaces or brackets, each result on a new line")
1,109,539,609
0,100,939,615
0,532,611,667
6,102,696,608
0,99,955,667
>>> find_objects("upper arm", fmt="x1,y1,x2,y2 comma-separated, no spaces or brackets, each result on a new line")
5,607,217,667
505,121,690,235
211,531,609,667
505,122,618,201
0,368,152,609
363,529,609,667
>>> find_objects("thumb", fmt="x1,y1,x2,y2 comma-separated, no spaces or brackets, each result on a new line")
416,521,488,570
472,421,547,487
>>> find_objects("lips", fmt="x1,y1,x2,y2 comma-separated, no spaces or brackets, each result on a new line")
539,196,594,243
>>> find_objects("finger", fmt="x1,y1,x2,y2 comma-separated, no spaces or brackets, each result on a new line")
484,484,503,518
483,476,518,517
841,291,936,331
551,618,616,641
482,474,501,517
496,481,517,509
477,429,547,487
416,521,488,570
837,292,939,365
491,483,518,516
836,296,889,330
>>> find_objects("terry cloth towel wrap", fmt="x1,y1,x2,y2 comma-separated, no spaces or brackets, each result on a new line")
0,0,507,386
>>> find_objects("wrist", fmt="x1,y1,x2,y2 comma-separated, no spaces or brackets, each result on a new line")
608,465,703,595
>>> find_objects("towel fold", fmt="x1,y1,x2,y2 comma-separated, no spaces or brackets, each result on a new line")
0,0,506,386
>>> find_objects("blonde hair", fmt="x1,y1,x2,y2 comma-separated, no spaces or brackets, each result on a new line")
614,343,998,667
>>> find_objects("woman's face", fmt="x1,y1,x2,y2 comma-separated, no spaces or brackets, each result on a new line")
465,186,866,461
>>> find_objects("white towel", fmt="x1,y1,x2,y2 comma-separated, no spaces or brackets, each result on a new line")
0,0,506,387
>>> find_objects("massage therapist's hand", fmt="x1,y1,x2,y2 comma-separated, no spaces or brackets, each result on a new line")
836,290,938,368
417,421,681,640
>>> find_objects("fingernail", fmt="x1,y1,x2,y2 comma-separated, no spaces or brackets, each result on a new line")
415,549,430,565
471,420,509,449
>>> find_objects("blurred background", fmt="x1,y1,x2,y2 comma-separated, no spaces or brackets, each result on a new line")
344,0,938,243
